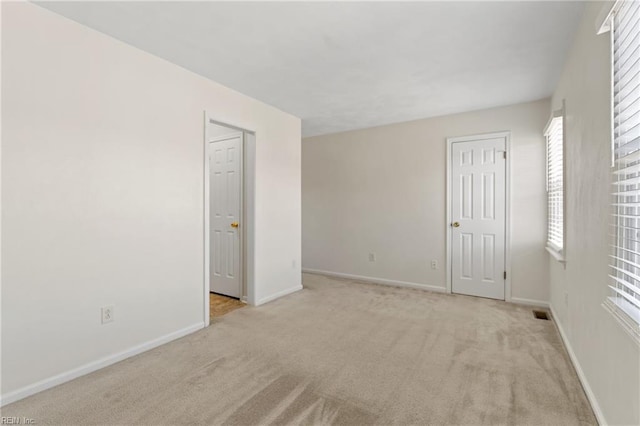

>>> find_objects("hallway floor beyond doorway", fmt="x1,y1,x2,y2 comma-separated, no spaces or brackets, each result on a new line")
210,292,245,320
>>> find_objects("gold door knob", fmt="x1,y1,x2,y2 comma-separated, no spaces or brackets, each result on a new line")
231,222,239,228
452,222,460,228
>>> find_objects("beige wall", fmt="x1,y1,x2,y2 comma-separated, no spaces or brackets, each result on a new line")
303,99,549,304
548,2,639,424
1,3,301,402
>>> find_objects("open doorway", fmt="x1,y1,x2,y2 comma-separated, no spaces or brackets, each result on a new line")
204,113,256,325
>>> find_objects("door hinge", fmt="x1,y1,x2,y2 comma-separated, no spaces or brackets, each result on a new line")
504,271,507,280
503,151,507,160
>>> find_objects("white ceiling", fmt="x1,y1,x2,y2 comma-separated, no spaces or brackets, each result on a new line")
36,1,584,137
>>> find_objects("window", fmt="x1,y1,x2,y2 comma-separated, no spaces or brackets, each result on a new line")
602,0,640,336
545,111,564,260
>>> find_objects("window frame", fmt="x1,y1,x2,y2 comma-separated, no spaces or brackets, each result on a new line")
544,106,566,264
599,0,640,342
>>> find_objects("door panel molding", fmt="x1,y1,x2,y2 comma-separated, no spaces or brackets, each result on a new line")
446,131,511,301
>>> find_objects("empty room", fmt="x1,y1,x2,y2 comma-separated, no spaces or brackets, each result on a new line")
1,1,639,425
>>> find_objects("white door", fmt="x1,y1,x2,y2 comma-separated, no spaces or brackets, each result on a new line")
209,134,242,298
451,136,506,300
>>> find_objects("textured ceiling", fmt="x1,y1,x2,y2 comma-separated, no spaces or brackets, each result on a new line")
36,1,584,137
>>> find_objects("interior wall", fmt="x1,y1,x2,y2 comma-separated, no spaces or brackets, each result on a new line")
1,2,301,402
303,99,550,304
548,2,639,424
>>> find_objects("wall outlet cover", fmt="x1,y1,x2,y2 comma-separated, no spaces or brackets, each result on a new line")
101,306,115,324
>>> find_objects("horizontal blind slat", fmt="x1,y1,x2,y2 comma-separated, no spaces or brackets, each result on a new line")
615,148,640,164
610,273,640,295
612,188,640,195
614,134,640,155
615,1,640,47
611,245,640,256
611,267,640,287
615,92,640,121
608,285,640,310
613,174,640,185
611,259,640,273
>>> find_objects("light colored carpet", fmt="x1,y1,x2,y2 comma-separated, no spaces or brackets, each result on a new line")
2,273,596,425
210,293,246,319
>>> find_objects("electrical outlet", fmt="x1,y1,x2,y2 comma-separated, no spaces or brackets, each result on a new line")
101,306,115,324
430,260,438,269
292,259,297,269
368,252,376,262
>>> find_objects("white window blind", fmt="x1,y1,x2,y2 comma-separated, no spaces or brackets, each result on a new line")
607,0,640,334
545,114,564,254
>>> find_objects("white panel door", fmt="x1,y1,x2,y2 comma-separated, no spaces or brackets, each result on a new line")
451,137,506,300
209,134,242,298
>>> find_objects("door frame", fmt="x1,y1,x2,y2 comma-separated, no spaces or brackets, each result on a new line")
203,112,256,326
445,131,512,301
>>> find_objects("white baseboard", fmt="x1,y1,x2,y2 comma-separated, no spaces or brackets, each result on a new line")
549,305,606,425
256,284,303,306
510,297,550,308
302,268,446,293
0,322,204,407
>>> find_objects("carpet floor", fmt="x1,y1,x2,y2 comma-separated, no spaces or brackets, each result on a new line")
2,273,596,425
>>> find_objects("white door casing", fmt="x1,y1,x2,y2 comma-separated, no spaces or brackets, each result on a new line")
209,134,243,298
450,135,507,300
